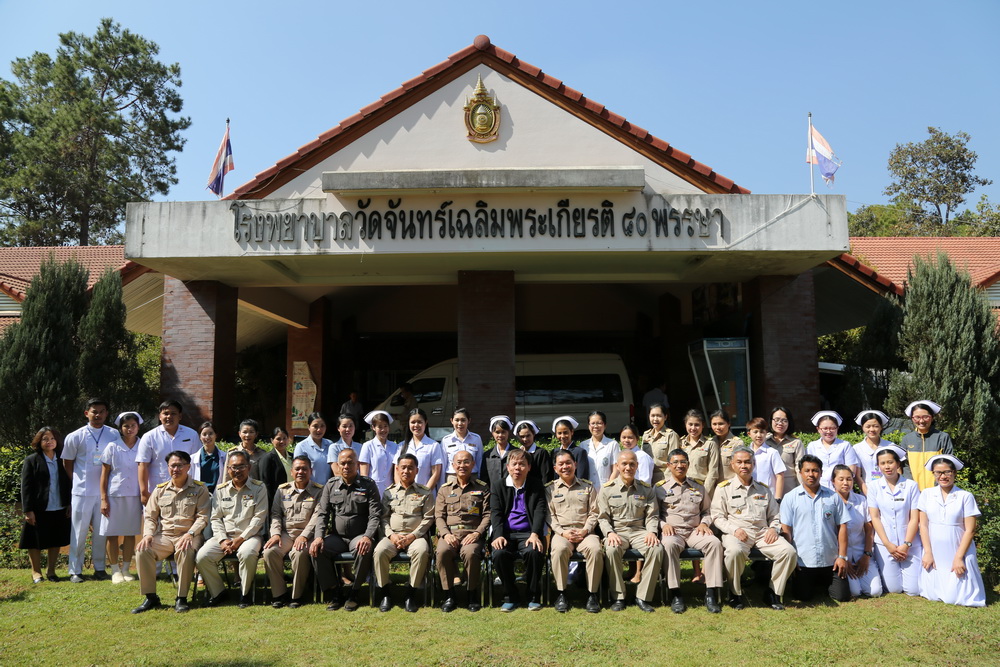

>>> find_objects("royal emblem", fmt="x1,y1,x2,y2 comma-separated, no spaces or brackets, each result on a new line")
464,74,501,143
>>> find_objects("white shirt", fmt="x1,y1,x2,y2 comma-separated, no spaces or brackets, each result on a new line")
63,424,122,497
327,439,362,465
440,431,484,473
866,476,919,546
752,445,787,495
359,438,400,496
853,439,895,487
135,424,200,493
583,435,619,486
806,438,861,490
99,440,140,497
394,435,444,488
841,491,871,560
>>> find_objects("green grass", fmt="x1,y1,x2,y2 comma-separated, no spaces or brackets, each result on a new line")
0,566,997,666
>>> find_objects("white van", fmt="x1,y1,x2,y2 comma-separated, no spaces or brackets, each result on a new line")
375,353,634,440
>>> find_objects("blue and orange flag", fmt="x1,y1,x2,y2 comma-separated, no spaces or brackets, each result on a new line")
206,120,234,197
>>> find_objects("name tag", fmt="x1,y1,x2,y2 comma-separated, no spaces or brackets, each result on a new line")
468,507,480,515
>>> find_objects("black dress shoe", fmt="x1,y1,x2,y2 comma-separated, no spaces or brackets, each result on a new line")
326,588,343,610
635,598,655,613
272,594,289,609
46,574,59,582
288,599,303,609
204,590,227,607
441,596,456,613
238,595,253,609
404,597,419,613
379,595,393,612
131,595,161,614
705,588,722,614
766,590,785,611
344,593,359,612
467,590,481,612
92,570,109,581
728,593,746,610
610,599,627,612
670,590,686,614
585,593,601,613
175,597,190,613
554,592,569,613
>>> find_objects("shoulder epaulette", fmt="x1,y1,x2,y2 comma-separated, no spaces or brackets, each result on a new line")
156,481,169,488
602,480,615,487
544,480,554,487
311,481,323,488
636,479,650,487
717,480,731,487
278,482,292,489
216,480,232,488
414,483,430,491
654,479,666,487
473,478,487,487
580,478,593,486
192,480,205,486
249,479,263,486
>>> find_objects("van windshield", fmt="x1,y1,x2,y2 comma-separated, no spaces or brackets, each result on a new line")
516,374,624,406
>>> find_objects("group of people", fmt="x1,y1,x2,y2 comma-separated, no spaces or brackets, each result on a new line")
18,396,986,613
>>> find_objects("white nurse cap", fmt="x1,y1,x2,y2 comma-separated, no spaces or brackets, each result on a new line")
114,411,144,426
854,410,889,427
874,445,907,462
364,410,393,425
905,400,942,417
553,415,579,432
489,415,513,431
810,410,843,427
924,454,963,471
513,419,539,435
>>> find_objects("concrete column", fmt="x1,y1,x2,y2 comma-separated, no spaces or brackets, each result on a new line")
160,277,237,431
286,298,331,437
457,271,515,427
745,272,820,425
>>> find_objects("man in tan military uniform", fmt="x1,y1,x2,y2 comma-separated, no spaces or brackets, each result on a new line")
598,449,662,612
262,455,323,608
196,450,269,608
132,450,211,614
374,452,434,612
710,446,796,610
656,448,723,614
546,449,602,613
435,451,490,612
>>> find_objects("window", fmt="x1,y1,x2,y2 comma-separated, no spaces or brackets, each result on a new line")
516,374,624,406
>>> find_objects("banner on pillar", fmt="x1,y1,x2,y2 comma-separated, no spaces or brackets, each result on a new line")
291,361,317,430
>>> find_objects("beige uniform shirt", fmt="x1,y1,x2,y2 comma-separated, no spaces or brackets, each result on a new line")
545,476,598,535
435,477,490,536
766,435,804,491
710,477,781,538
143,476,212,539
656,476,712,531
211,479,269,540
715,435,744,482
680,437,720,493
269,480,324,539
597,478,659,535
642,427,681,475
381,482,435,538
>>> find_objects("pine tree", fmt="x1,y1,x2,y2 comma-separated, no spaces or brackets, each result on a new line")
0,257,88,445
887,251,1000,483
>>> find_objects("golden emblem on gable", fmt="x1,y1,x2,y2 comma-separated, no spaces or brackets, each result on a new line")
464,75,501,143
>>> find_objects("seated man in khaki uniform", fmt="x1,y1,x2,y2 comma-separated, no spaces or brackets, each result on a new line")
373,453,435,612
656,448,723,614
195,449,269,608
132,450,211,613
546,449,602,613
262,455,323,608
711,445,796,610
598,449,662,612
435,450,490,612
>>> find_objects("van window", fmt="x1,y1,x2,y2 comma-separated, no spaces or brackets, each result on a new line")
516,374,624,406
410,378,446,404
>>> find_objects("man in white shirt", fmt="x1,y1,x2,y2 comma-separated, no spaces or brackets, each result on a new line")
136,400,200,505
63,398,122,582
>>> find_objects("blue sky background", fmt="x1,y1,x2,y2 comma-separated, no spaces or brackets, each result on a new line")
2,0,998,215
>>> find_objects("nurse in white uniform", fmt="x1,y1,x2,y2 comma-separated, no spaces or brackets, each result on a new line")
100,411,144,583
866,445,921,595
831,464,882,599
394,407,444,490
917,455,986,607
359,410,399,496
582,410,619,486
852,410,895,496
806,411,860,491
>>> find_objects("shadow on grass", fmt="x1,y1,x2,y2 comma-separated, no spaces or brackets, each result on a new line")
186,662,276,667
0,580,29,603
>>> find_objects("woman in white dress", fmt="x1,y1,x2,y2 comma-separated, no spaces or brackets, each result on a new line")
866,445,921,595
806,411,860,491
852,410,895,496
830,464,882,599
100,412,143,583
917,454,986,607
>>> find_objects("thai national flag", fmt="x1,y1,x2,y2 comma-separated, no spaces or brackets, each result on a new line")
206,123,234,196
807,125,841,185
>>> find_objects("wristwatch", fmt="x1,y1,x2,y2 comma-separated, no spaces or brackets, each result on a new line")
864,550,873,558
903,541,913,547
836,555,848,561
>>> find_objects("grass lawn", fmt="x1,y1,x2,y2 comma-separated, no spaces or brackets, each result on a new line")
0,565,997,666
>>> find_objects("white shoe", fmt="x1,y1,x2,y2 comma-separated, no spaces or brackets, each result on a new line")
122,570,136,582
112,571,125,584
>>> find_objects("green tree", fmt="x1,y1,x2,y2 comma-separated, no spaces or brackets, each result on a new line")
848,201,920,237
77,269,155,416
0,18,190,246
0,257,88,445
884,127,992,229
886,252,1000,483
837,296,905,414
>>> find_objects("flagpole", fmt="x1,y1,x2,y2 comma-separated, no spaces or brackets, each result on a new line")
808,112,815,196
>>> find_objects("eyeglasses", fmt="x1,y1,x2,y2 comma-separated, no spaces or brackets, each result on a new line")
772,418,789,424
932,470,955,477
228,464,249,471
168,463,189,469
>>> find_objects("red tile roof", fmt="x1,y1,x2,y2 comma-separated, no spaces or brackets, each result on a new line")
0,246,147,300
827,252,904,296
849,237,1000,290
227,35,749,200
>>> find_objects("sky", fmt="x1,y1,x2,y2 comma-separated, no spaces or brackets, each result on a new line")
1,0,998,215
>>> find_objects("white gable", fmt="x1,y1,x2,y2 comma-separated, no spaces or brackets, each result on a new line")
270,64,705,200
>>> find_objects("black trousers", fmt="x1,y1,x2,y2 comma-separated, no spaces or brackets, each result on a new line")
491,532,544,602
792,565,834,602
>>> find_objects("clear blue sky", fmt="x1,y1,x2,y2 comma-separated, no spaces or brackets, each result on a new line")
2,0,998,214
